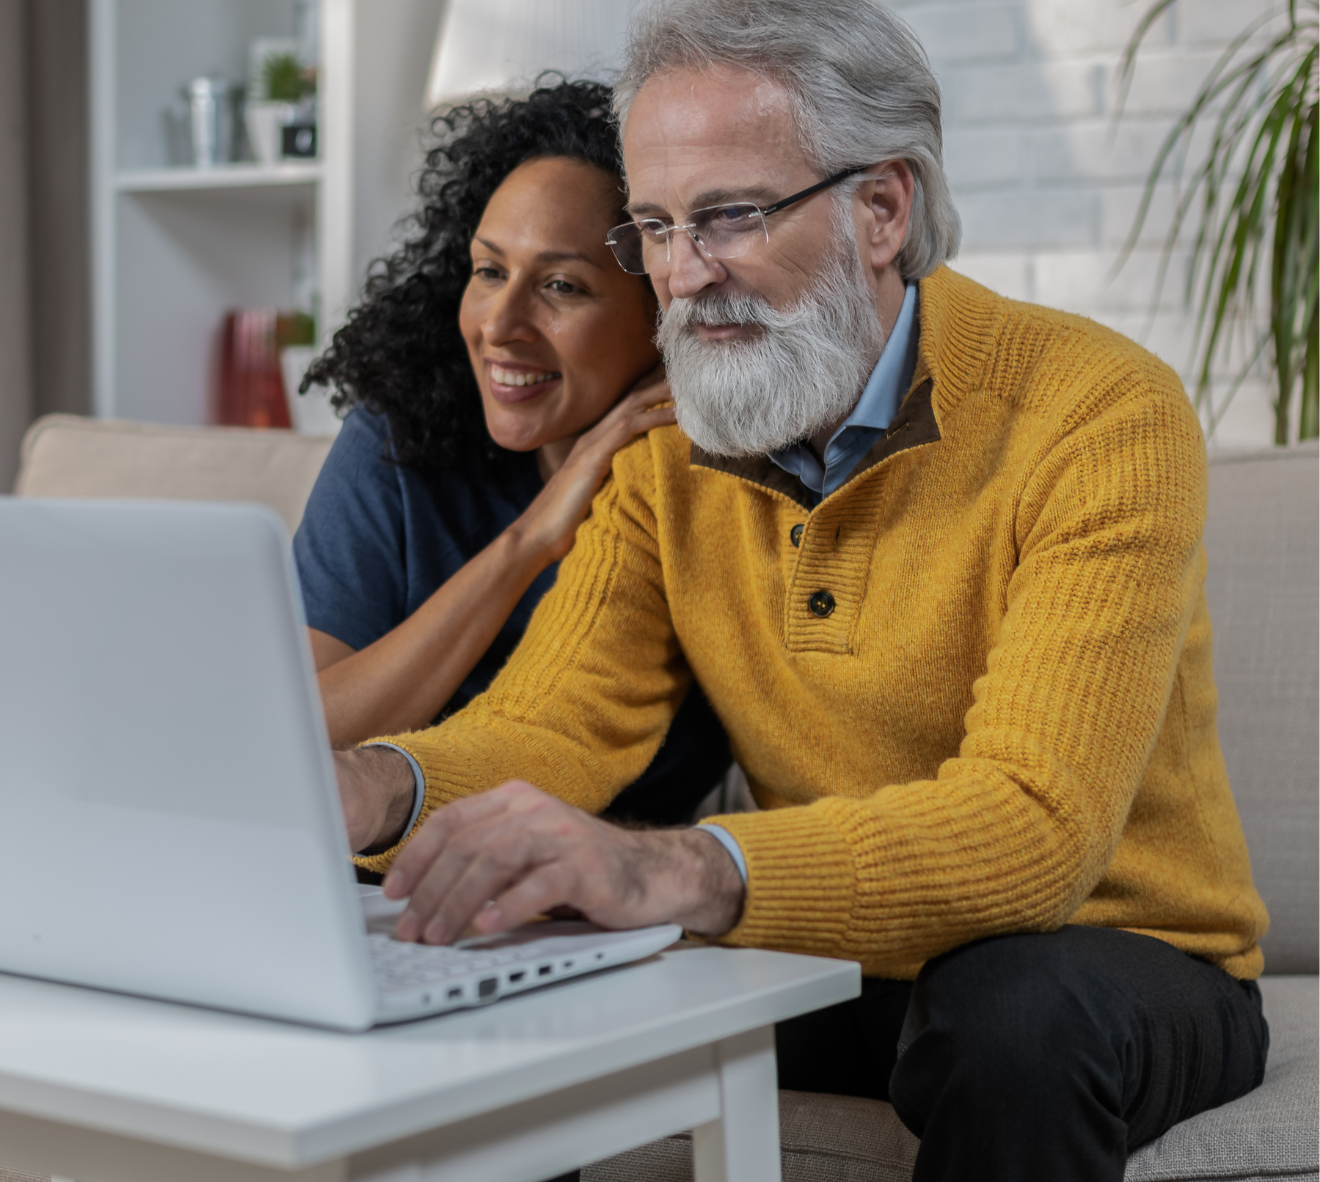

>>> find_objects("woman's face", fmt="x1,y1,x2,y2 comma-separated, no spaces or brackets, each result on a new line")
459,156,661,453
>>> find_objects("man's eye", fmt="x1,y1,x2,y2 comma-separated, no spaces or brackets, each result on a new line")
710,205,755,225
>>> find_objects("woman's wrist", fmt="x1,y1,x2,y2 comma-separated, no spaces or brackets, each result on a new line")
502,504,566,573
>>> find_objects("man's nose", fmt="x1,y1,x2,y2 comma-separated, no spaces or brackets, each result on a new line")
664,229,727,300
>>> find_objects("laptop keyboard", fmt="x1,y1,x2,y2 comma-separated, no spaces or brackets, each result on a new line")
359,897,681,1021
367,933,528,991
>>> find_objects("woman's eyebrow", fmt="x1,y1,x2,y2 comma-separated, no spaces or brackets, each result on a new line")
472,237,601,268
537,249,603,268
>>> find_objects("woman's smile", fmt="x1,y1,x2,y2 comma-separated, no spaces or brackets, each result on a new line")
487,361,564,403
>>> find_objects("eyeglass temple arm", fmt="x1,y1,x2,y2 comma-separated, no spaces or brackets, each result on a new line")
760,165,870,217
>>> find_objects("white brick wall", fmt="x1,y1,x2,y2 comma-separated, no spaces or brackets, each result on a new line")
893,0,1284,446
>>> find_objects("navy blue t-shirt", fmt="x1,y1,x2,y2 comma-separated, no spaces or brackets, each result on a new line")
293,408,730,824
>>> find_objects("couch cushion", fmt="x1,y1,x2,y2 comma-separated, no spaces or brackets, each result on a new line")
1203,445,1319,974
13,415,335,535
583,977,1318,1182
1123,975,1319,1181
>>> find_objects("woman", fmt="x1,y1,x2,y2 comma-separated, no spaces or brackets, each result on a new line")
295,79,730,826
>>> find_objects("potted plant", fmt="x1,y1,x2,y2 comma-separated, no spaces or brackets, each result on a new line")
246,51,317,165
1117,0,1317,443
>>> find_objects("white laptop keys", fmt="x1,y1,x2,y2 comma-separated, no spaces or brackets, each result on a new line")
0,499,679,1030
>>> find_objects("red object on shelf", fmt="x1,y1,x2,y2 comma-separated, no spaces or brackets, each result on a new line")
215,309,292,429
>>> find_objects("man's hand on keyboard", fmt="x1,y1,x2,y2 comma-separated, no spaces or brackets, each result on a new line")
378,781,745,945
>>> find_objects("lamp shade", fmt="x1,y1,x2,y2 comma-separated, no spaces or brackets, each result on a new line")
425,0,637,109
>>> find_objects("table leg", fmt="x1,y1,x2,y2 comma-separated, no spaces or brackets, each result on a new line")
691,1026,780,1182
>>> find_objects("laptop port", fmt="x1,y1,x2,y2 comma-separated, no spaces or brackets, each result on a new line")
508,970,525,983
447,986,463,1001
478,977,498,999
562,959,575,970
538,964,553,977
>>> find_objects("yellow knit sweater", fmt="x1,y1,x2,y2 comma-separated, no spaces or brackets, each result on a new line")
364,266,1268,981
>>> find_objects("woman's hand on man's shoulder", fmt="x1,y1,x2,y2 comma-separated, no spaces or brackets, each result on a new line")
513,374,677,565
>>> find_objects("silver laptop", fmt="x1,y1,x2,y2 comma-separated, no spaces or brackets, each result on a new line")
0,498,679,1030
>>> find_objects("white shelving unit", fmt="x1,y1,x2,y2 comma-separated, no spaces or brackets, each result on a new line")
115,162,325,192
90,0,355,424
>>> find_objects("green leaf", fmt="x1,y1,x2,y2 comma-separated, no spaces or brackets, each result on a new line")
261,52,315,104
1116,1,1319,444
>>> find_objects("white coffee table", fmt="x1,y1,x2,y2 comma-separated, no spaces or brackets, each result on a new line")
0,942,858,1182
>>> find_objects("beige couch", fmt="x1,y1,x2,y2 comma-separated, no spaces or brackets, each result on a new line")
13,414,334,532
9,417,1318,1182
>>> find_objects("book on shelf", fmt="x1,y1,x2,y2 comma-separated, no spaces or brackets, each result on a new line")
214,309,314,430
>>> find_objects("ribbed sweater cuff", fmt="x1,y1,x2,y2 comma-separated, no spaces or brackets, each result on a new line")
350,730,477,875
708,803,858,959
351,721,599,875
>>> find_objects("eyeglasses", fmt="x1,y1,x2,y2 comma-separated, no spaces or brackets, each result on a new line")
606,166,866,276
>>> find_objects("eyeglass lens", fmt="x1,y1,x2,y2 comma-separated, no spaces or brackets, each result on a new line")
607,203,769,275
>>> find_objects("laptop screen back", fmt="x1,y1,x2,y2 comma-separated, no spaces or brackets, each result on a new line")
0,499,376,1028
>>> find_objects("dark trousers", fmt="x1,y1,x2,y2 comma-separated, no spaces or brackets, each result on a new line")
776,926,1269,1182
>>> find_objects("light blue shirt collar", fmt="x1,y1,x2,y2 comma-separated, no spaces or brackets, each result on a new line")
768,281,920,502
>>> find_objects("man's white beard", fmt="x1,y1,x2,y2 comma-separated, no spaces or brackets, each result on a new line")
656,236,885,458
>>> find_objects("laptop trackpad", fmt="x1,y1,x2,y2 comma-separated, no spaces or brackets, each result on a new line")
359,884,408,936
357,885,610,948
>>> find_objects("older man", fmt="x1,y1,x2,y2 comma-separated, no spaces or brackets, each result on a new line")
335,0,1269,1176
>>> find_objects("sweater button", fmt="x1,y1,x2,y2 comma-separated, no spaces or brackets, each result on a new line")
808,590,835,617
790,523,804,547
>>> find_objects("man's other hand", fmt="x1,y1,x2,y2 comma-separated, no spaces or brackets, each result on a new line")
334,747,417,854
379,781,746,944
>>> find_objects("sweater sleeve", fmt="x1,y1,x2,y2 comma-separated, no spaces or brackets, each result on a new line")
355,440,689,874
709,382,1210,977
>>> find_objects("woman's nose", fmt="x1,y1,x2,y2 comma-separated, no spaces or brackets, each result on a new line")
481,283,539,346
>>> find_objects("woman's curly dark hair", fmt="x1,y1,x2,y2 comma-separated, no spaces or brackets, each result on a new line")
302,77,633,475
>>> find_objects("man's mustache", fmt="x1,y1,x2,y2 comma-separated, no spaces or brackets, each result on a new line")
660,291,779,334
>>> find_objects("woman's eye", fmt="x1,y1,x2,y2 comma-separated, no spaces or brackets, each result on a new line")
546,279,581,295
473,265,503,280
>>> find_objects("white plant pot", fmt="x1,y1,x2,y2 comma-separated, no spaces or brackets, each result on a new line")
246,101,295,166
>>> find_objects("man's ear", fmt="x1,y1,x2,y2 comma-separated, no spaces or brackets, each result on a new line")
857,161,915,275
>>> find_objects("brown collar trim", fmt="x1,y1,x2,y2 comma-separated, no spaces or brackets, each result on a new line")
688,445,818,509
846,377,941,483
688,377,941,506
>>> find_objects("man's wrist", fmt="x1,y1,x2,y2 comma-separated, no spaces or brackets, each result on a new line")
676,827,746,936
697,823,748,883
341,746,417,854
362,742,426,845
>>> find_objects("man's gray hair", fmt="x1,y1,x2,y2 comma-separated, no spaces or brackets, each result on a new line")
614,0,961,279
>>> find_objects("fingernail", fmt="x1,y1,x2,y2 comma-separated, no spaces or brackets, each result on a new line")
423,920,447,945
382,871,403,897
396,912,420,942
477,906,500,932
